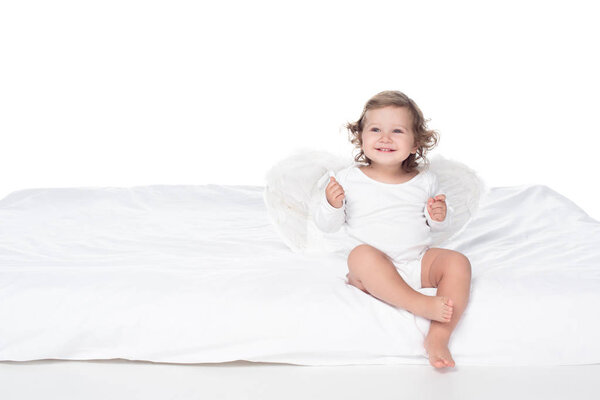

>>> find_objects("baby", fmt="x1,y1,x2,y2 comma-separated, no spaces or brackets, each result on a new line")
314,90,472,369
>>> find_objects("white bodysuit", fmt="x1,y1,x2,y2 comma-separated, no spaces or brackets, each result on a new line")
313,165,452,289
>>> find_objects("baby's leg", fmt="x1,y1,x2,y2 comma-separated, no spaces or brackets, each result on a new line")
420,248,472,368
346,244,453,323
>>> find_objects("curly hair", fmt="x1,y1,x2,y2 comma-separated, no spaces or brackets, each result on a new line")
346,90,439,173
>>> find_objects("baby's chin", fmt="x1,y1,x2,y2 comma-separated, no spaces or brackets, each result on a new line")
366,151,409,161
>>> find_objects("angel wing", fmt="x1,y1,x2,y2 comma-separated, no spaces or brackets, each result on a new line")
263,148,353,254
425,154,489,246
263,149,488,253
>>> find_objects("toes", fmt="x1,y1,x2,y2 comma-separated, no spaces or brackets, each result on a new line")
429,356,444,368
431,357,449,368
441,354,455,367
443,303,454,314
431,356,454,368
442,298,454,312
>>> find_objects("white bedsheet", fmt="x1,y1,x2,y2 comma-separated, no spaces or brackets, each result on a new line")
1,183,599,366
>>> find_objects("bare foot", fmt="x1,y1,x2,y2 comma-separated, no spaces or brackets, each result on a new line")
410,296,454,323
424,334,456,368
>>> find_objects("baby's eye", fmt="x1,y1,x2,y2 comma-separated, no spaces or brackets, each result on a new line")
393,129,403,134
371,128,380,132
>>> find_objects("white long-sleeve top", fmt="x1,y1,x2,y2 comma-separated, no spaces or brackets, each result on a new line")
313,165,453,262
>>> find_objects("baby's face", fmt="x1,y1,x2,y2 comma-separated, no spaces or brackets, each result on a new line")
361,106,418,168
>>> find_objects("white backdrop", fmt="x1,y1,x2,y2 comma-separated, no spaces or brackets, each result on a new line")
1,0,599,220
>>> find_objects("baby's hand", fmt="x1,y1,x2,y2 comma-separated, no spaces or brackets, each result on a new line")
427,194,447,222
326,177,345,209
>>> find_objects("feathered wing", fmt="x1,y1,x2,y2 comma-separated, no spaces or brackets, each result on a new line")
263,148,353,253
426,154,489,246
264,149,488,253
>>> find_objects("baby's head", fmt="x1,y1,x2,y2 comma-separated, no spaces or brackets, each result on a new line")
346,90,439,173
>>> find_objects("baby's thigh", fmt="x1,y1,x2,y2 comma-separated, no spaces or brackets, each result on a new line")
347,244,391,270
346,244,392,292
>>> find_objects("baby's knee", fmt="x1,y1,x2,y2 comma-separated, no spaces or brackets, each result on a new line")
348,243,374,260
348,244,373,257
451,251,471,276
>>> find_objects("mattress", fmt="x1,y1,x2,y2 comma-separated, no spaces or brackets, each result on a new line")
1,181,599,366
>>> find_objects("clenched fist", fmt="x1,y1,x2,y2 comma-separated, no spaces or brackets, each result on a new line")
326,177,345,209
427,194,447,222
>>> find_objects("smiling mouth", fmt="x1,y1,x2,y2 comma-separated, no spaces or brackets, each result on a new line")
376,148,396,152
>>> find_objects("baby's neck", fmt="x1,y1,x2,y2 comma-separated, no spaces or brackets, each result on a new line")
360,164,417,184
362,164,408,178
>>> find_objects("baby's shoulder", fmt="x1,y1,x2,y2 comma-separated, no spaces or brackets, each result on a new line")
417,168,434,180
416,168,444,196
417,164,439,179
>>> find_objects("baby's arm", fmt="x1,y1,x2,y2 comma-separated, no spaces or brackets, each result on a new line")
313,177,346,233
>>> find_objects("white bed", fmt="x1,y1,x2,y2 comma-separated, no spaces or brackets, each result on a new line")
1,156,599,367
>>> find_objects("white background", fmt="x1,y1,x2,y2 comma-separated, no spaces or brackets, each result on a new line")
1,0,599,220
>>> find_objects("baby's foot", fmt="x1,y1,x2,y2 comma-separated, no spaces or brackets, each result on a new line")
411,296,453,323
424,334,455,368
